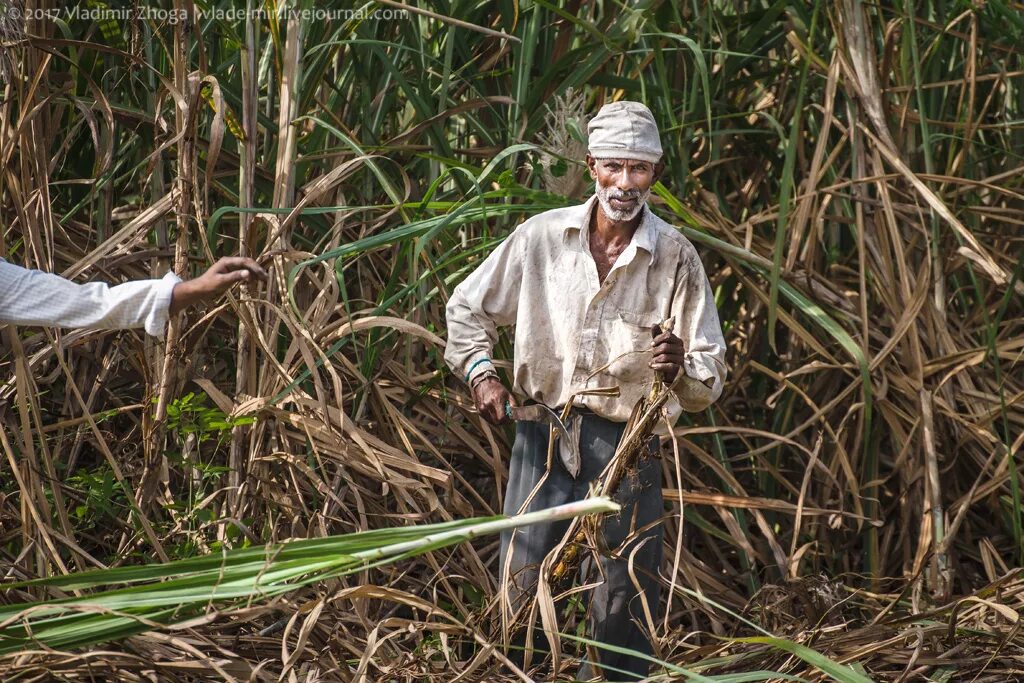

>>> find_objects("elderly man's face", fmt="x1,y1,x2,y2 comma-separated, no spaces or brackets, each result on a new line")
587,154,663,222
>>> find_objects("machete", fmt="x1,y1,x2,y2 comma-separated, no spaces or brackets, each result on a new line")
504,401,581,478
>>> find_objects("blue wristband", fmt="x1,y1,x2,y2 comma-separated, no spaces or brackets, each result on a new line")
464,357,492,382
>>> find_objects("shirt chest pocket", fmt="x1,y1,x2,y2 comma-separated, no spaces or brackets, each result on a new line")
603,308,661,382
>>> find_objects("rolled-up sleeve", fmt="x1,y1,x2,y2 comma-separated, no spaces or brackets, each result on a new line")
0,258,182,338
444,227,526,386
671,250,727,412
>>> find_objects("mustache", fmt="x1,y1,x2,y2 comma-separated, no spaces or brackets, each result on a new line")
606,189,641,200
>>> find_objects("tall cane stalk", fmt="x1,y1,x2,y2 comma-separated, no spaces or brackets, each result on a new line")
548,319,679,587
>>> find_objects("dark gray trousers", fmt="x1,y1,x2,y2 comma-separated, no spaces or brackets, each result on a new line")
499,411,663,681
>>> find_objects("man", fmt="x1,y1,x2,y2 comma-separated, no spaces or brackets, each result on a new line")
445,100,727,679
0,255,267,335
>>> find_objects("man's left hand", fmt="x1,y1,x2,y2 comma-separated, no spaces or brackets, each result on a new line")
650,328,687,383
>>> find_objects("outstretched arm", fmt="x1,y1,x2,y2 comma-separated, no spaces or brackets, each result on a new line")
0,256,267,338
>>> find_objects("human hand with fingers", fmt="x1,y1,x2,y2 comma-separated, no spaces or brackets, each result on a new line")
169,256,268,315
650,323,714,387
471,376,515,426
649,323,686,383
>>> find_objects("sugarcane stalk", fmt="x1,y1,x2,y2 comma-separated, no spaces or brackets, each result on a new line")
0,497,621,655
549,319,678,587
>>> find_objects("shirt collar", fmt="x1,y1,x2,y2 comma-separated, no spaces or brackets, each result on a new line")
561,194,657,265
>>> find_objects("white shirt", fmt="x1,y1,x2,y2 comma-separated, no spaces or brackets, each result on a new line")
0,258,181,338
444,194,727,425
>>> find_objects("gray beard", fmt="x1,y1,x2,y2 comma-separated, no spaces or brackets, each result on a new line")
595,181,649,222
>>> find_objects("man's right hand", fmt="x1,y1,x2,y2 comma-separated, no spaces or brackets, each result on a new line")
169,256,268,315
472,377,514,426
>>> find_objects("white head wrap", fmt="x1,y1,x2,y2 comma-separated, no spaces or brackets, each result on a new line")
587,101,663,163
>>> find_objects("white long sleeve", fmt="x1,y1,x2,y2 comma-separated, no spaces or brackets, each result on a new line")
669,246,728,412
444,224,526,385
0,258,181,338
443,194,727,424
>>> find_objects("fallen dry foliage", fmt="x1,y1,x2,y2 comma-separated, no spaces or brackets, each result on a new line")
0,0,1022,680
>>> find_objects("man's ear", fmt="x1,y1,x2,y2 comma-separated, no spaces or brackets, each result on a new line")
585,153,597,179
653,160,665,183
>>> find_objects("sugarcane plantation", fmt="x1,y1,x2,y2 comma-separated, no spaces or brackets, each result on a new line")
0,1,1022,681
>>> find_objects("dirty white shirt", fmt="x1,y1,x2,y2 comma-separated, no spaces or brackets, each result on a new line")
0,257,181,338
444,194,727,425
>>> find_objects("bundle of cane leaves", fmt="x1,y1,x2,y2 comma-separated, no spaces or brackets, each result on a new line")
549,319,680,588
0,498,617,655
